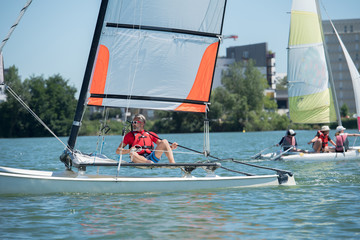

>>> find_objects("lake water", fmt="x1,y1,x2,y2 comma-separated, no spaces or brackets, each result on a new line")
0,130,360,239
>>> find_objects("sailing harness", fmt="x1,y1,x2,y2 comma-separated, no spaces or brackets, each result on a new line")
128,131,155,155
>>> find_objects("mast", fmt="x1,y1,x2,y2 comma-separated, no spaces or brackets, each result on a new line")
316,0,342,126
67,0,109,150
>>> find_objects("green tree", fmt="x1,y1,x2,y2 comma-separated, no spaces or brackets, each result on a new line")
209,60,269,130
151,111,204,133
340,103,349,117
263,95,278,111
221,60,267,112
0,66,31,137
25,74,77,136
0,66,77,137
276,75,288,90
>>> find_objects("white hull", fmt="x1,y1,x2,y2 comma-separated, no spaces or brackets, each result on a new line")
0,166,295,195
261,147,360,161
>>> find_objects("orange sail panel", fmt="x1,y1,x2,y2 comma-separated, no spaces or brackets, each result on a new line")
88,45,110,106
175,42,218,112
175,103,207,112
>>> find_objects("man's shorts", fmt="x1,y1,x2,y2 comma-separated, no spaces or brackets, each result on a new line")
143,151,160,163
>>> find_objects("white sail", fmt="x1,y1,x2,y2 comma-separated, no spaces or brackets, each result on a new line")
329,20,360,130
287,0,336,123
87,0,226,113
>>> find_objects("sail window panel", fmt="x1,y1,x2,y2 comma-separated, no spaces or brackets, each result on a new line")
89,29,218,110
102,30,216,99
289,11,322,46
105,0,226,35
288,44,329,97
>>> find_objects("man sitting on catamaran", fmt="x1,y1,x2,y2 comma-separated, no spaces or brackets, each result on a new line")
308,125,336,153
116,114,178,163
334,126,360,152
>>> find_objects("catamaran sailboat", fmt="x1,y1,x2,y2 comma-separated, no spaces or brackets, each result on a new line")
258,0,360,161
0,0,295,194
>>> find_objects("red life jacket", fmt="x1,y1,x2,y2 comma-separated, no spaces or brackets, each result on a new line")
318,131,329,148
129,131,155,155
336,134,348,152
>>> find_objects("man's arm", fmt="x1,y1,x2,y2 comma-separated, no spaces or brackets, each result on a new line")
116,142,131,155
329,138,336,146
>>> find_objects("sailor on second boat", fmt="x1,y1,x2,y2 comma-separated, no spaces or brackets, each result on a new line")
277,129,306,152
335,125,360,152
116,114,178,163
277,129,297,151
308,125,336,153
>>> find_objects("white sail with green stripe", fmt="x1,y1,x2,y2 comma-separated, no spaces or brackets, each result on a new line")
287,0,337,123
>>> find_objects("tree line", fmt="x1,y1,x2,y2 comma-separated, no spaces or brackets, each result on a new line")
0,62,308,138
150,60,290,133
0,66,77,137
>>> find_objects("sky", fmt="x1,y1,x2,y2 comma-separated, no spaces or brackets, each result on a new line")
0,0,359,96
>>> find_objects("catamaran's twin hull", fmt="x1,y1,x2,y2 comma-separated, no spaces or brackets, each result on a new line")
0,166,295,195
262,148,360,161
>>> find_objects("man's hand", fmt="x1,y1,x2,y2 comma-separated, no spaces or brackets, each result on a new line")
171,142,178,150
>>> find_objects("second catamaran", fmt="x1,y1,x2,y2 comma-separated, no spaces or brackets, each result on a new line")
258,0,360,161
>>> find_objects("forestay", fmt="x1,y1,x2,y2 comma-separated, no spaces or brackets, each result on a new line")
87,0,226,113
287,0,336,123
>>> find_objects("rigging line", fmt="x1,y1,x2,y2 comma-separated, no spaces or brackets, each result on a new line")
0,0,32,52
203,105,210,157
219,166,254,176
117,0,145,178
134,148,202,155
6,85,70,151
102,108,110,152
114,4,131,177
146,130,234,161
231,159,293,176
95,106,105,154
95,107,109,154
146,131,205,155
206,154,293,175
352,136,358,147
108,0,126,178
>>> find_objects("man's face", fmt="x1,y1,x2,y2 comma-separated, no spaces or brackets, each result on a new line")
132,118,143,131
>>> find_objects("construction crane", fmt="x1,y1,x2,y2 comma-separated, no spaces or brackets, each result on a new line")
223,35,238,41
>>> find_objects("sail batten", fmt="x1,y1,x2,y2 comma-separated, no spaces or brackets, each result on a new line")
89,94,207,105
87,0,227,113
106,23,220,38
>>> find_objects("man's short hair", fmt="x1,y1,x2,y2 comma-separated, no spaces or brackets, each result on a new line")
134,114,146,124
